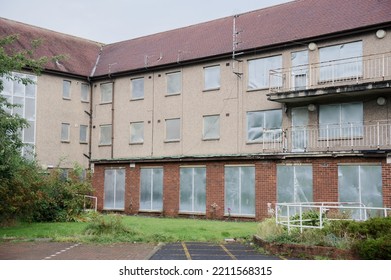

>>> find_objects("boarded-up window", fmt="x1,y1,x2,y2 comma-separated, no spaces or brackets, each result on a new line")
81,83,89,102
80,125,88,143
165,118,180,141
99,124,112,145
204,65,220,90
247,110,282,142
104,169,125,210
166,72,181,95
225,166,255,216
61,123,70,142
180,167,206,213
248,55,282,89
130,122,144,144
63,80,71,99
140,168,163,211
100,83,113,103
203,115,220,140
131,77,144,100
338,165,382,219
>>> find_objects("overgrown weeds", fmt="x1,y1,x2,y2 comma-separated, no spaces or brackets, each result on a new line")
257,214,391,259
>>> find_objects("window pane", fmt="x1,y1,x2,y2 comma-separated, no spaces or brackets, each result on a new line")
80,125,88,143
13,73,25,96
248,55,282,89
63,80,71,99
61,123,69,141
167,72,181,95
247,111,264,142
100,83,112,103
100,125,112,145
166,118,180,141
140,169,152,210
25,75,36,98
1,76,13,94
320,41,362,81
130,122,144,143
180,168,193,212
131,78,144,99
152,168,163,211
24,121,35,143
225,167,240,214
203,115,220,140
81,83,89,102
115,169,125,210
25,98,35,120
240,166,255,215
104,170,115,209
204,66,220,90
193,167,206,212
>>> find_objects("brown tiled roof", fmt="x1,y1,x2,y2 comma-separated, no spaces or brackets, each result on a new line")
93,0,391,77
0,17,103,77
1,0,391,78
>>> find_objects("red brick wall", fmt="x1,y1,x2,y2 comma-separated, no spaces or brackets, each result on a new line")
92,156,391,220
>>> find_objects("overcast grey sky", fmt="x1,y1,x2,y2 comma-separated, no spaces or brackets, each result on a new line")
0,0,293,43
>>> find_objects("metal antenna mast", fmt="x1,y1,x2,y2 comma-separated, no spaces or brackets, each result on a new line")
232,15,243,77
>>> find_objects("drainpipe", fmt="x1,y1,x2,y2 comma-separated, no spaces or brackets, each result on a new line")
111,80,115,159
87,77,93,168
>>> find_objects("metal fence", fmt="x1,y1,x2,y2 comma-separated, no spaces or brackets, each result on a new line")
275,202,391,233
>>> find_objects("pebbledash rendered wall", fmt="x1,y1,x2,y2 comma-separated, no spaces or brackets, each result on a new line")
92,157,391,221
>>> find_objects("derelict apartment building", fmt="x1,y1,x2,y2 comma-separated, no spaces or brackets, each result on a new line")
1,0,391,220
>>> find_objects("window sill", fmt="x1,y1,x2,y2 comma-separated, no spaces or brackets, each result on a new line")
98,144,112,147
246,140,282,145
246,87,269,92
130,97,144,101
179,211,206,216
203,88,220,92
100,102,112,105
224,214,255,218
61,140,70,144
62,97,71,101
129,142,144,145
79,142,88,145
103,208,124,211
202,138,220,141
81,100,89,103
165,93,181,97
164,139,180,143
138,210,162,213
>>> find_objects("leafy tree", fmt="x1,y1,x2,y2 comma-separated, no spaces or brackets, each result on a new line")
0,35,49,179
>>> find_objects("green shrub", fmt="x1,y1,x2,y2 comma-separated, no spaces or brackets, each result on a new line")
352,234,391,260
84,214,135,236
257,218,285,241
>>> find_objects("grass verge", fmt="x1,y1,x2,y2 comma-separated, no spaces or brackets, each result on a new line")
0,214,257,244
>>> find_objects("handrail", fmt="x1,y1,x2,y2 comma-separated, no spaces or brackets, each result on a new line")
275,202,391,233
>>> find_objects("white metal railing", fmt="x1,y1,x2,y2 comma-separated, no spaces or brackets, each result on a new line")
283,121,391,153
275,202,391,233
270,52,391,93
255,121,391,153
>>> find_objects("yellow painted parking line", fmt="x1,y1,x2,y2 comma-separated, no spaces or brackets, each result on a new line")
181,242,192,260
220,244,237,260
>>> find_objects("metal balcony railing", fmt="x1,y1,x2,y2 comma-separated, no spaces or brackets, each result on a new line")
269,52,391,93
255,121,391,153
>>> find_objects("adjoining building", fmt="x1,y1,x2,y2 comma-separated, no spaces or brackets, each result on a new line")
1,0,391,220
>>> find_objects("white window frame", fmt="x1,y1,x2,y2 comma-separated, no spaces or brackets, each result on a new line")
203,115,220,140
166,71,182,96
61,123,70,142
100,82,113,104
130,122,144,144
165,118,181,142
204,65,220,91
63,80,71,100
131,77,144,100
99,124,112,145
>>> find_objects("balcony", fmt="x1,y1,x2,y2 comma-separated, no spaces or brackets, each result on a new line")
268,52,391,103
255,121,391,154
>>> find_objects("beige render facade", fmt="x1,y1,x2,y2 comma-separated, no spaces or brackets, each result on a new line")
2,0,391,220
